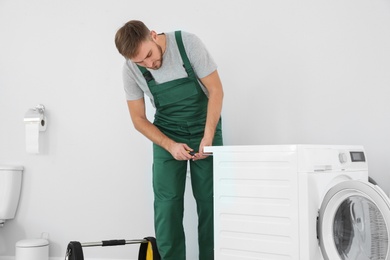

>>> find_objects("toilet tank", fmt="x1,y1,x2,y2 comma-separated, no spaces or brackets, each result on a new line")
0,165,23,225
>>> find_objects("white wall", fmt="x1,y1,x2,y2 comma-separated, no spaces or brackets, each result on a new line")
1,0,389,259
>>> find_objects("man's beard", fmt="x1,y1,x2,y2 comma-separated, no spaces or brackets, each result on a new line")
149,43,163,70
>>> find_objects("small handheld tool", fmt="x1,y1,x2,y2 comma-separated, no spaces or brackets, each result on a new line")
187,151,212,156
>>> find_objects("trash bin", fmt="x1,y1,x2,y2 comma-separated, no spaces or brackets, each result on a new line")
16,238,49,260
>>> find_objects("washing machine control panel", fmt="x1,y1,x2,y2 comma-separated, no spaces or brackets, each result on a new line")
339,151,366,164
350,151,366,162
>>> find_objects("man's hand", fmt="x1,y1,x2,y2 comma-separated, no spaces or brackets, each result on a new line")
168,142,194,161
191,136,213,161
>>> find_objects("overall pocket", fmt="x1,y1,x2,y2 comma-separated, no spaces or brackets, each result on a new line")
153,79,199,107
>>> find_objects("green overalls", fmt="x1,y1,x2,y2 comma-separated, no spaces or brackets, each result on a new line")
138,31,223,260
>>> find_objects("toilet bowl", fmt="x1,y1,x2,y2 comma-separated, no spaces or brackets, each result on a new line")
0,165,23,226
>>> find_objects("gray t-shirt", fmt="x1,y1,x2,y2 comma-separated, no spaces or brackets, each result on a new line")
122,31,217,107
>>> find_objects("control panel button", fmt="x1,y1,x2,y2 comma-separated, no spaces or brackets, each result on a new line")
339,153,348,164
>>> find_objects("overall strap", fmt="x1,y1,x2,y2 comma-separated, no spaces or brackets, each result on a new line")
138,31,196,86
137,65,156,86
174,31,196,78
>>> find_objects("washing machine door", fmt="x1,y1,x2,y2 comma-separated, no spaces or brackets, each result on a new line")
318,180,390,260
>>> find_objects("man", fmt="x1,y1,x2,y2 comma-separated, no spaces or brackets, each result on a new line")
115,20,223,260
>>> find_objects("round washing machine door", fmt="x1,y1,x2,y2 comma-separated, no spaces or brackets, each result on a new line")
318,180,390,260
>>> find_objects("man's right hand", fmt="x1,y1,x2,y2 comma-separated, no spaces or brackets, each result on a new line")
168,142,194,161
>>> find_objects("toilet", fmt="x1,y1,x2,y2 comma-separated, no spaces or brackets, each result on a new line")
0,165,23,226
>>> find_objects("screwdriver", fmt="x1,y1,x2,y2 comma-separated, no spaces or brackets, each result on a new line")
187,151,213,156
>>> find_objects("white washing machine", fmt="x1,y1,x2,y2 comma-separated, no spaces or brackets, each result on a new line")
205,145,390,260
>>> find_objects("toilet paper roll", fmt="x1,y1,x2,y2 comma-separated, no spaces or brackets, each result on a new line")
25,122,40,154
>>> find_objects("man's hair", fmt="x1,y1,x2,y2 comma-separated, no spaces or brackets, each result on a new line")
115,20,151,59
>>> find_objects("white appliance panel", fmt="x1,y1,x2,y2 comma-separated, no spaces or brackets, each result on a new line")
206,145,387,260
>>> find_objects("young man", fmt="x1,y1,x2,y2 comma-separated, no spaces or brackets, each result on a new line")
115,20,223,260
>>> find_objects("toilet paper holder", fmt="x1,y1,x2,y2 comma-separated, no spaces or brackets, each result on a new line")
24,104,47,131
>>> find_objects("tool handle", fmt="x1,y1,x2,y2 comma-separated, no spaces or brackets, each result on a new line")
81,239,147,247
102,239,126,246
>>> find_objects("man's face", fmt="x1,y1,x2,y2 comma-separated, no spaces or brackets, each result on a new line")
131,39,163,70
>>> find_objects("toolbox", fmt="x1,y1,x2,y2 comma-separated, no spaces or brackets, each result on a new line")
65,237,160,260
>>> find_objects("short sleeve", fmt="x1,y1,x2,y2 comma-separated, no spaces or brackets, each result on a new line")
122,62,144,101
182,32,218,79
